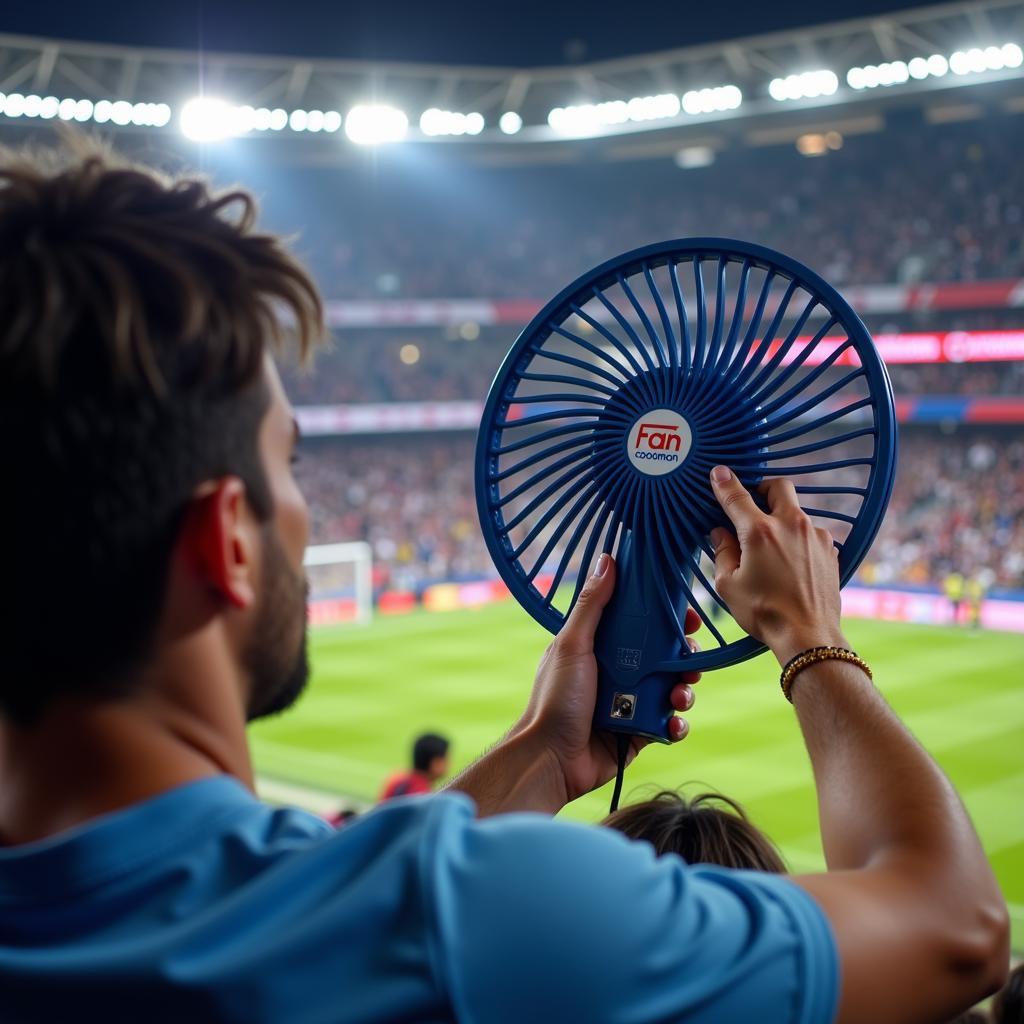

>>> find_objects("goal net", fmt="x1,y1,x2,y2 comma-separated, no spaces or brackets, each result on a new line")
303,542,374,626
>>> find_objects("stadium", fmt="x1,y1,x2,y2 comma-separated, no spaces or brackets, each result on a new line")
1,0,1023,1019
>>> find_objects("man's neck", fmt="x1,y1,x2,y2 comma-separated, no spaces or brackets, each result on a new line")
0,686,253,847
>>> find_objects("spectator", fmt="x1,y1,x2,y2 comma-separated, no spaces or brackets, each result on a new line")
380,732,451,800
602,790,786,872
0,140,1008,1023
297,429,1024,595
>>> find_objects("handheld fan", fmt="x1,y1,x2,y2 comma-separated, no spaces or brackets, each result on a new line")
475,238,897,747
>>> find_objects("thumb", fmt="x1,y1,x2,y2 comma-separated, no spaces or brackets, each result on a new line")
710,526,741,581
557,553,616,657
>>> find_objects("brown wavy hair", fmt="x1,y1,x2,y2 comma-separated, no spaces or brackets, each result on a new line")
602,790,787,872
0,135,324,723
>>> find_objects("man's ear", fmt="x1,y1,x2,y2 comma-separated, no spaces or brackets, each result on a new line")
181,478,259,610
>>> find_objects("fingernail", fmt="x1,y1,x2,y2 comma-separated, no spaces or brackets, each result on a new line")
710,527,727,547
593,553,609,578
711,465,732,484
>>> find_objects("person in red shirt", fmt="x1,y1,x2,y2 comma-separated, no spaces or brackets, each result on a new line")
379,733,450,801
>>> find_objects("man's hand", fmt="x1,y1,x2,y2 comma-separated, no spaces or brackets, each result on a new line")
447,552,700,816
511,552,701,805
708,465,847,665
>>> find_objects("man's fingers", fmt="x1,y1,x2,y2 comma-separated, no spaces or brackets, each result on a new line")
710,525,741,577
557,553,616,656
758,476,801,516
668,716,690,742
670,682,695,712
710,465,765,533
684,606,701,635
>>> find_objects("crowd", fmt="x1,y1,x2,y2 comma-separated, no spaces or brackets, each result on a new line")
0,120,1016,1024
256,117,1024,304
861,432,1024,592
284,326,1024,405
298,428,1024,596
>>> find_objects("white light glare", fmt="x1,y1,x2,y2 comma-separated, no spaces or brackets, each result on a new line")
847,61,909,89
419,108,485,136
907,54,950,80
499,111,522,134
180,97,244,142
345,104,408,144
950,43,1023,74
180,99,340,140
627,92,681,120
768,70,839,102
548,92,681,137
681,85,742,115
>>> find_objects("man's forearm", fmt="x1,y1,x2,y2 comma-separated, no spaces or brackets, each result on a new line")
443,723,568,817
789,652,1002,906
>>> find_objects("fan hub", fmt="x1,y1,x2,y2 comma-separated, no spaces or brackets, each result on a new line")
626,408,692,476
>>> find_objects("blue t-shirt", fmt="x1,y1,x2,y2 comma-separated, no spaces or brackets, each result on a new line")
0,777,838,1023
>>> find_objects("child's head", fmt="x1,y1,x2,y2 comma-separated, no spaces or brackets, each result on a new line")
602,790,786,872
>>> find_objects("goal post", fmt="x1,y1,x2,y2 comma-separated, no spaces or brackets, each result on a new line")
303,541,374,626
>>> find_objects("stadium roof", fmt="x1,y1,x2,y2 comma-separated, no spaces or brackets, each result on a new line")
0,0,948,67
0,0,1021,161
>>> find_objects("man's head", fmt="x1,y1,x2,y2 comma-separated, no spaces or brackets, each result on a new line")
602,790,786,872
412,733,451,783
0,138,324,726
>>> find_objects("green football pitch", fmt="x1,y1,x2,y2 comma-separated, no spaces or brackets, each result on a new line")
250,602,1024,951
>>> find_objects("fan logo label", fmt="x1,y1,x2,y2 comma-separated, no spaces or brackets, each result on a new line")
616,647,642,670
627,409,691,476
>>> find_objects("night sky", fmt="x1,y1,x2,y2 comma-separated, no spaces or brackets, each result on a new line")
2,1,946,65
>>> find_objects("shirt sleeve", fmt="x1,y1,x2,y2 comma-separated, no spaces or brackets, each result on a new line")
422,806,838,1024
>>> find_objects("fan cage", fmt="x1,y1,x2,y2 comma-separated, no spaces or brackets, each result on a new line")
475,238,897,672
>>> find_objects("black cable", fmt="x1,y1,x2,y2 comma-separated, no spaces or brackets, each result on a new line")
608,733,630,814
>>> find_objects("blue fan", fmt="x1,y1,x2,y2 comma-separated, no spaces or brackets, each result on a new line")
476,239,897,744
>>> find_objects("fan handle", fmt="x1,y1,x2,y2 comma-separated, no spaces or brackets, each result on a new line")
592,530,694,743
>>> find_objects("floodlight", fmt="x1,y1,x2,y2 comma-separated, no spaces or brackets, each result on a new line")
499,111,522,134
180,97,241,142
111,101,133,126
769,70,838,102
345,104,408,144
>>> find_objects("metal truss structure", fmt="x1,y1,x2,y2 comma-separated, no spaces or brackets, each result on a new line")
0,0,1022,155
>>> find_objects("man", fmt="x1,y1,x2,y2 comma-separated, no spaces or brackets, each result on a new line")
945,569,966,624
0,142,1008,1023
379,732,451,800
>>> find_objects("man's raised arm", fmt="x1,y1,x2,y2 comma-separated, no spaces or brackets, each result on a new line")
709,465,1009,1024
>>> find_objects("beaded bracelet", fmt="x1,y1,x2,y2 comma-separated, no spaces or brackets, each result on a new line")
780,645,872,703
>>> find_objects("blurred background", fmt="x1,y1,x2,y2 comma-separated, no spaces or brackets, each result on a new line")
2,0,1022,949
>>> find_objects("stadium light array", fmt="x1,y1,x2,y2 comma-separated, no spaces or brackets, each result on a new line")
548,92,692,137
179,97,342,141
0,92,171,127
344,104,408,144
768,70,839,102
499,111,522,134
681,85,742,115
950,43,1023,74
849,45,1021,89
419,108,485,136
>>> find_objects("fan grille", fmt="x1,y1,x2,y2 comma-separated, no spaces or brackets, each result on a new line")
476,239,897,672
